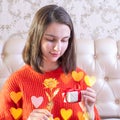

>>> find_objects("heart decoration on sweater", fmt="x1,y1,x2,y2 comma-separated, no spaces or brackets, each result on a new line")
84,75,96,87
60,108,73,120
10,91,22,104
54,117,60,120
31,96,43,108
10,107,22,120
72,71,84,82
77,111,84,120
60,73,72,84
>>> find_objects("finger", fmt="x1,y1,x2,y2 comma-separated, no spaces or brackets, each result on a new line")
83,94,96,103
81,89,96,99
82,92,96,102
86,87,96,93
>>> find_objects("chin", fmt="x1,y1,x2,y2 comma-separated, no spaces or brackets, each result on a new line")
50,58,59,62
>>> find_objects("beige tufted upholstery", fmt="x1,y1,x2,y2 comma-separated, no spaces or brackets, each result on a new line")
77,38,120,120
0,37,120,119
0,35,25,89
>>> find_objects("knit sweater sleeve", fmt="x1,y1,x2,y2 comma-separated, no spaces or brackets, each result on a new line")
0,73,22,120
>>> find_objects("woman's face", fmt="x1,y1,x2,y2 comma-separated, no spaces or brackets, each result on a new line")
41,22,70,64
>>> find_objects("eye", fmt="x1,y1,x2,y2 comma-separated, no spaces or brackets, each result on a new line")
46,39,55,42
61,39,69,42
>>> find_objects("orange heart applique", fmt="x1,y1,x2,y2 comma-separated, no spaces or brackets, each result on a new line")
84,75,96,87
60,73,72,84
54,117,60,120
10,107,22,120
60,108,73,120
10,91,22,104
77,111,84,120
72,71,84,82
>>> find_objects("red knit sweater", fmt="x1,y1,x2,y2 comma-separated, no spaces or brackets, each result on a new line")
0,65,101,120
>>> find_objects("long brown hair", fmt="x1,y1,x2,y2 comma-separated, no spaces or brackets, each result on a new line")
22,4,76,73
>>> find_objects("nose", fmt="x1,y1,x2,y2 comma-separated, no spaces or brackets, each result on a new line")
53,41,61,52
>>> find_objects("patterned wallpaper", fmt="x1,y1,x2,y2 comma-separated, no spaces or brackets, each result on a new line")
0,0,120,43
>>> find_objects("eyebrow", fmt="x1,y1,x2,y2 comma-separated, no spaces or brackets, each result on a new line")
44,33,70,39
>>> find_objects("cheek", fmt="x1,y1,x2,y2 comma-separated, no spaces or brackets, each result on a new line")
42,42,51,52
61,43,69,53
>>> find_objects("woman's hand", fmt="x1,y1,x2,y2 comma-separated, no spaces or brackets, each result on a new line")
27,109,53,120
81,87,96,119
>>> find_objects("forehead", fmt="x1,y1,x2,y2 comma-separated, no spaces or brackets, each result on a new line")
44,22,71,38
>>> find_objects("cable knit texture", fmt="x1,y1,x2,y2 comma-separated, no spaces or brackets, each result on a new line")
0,65,100,120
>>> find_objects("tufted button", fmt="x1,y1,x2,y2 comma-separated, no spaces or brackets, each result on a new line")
94,54,97,59
104,76,109,81
115,99,120,104
117,54,120,59
1,54,4,59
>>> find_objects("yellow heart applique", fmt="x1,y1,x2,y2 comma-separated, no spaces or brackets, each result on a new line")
60,108,73,120
10,91,22,104
84,75,96,87
72,71,84,82
83,112,90,120
10,107,22,120
54,117,60,120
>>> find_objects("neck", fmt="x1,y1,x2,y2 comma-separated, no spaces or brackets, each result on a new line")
40,61,59,72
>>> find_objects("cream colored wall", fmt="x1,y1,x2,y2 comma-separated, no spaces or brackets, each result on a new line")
0,0,120,43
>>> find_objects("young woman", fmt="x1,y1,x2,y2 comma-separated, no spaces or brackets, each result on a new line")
0,4,101,120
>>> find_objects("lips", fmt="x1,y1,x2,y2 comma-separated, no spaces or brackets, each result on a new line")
50,52,60,57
